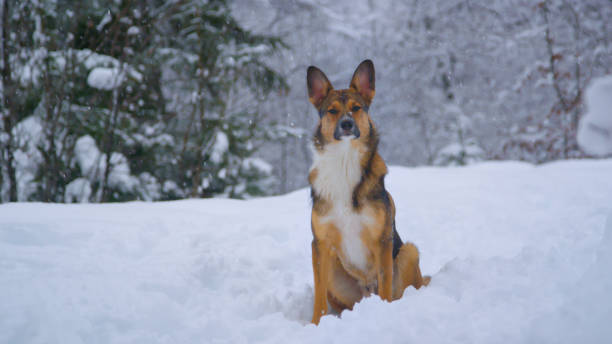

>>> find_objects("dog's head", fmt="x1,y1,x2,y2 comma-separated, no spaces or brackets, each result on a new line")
307,60,376,149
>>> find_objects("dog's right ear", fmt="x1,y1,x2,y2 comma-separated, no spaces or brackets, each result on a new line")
307,66,333,110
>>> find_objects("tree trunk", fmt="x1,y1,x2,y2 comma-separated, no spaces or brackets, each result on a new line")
41,52,61,202
101,88,120,202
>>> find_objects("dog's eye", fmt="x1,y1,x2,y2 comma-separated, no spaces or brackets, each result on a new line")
352,106,361,112
328,109,338,114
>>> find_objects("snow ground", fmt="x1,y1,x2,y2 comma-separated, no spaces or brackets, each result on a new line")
1,160,612,344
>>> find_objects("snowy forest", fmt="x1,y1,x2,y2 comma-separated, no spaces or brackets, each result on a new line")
1,0,611,203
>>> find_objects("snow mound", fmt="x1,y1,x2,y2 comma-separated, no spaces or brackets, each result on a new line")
210,131,229,164
74,135,104,179
87,67,126,90
1,159,612,343
578,75,612,156
64,178,92,203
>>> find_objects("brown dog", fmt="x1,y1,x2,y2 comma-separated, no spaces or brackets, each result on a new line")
307,60,430,325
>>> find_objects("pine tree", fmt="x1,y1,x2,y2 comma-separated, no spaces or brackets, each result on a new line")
161,0,287,198
1,0,288,202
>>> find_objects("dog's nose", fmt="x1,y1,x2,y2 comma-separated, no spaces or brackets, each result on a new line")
340,119,354,131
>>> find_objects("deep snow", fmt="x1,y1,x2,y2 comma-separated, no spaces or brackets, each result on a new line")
1,160,612,343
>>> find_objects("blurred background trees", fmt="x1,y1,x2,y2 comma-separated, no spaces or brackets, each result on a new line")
1,0,287,202
1,0,611,202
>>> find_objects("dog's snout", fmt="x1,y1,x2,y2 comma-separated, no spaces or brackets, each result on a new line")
337,115,355,133
333,115,360,140
340,119,354,131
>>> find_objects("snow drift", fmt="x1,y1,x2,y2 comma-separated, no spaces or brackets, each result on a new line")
1,160,612,343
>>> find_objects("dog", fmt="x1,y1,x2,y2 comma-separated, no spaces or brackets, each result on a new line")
307,60,430,325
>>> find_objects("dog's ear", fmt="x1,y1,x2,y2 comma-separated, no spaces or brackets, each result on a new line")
349,59,375,106
307,66,333,110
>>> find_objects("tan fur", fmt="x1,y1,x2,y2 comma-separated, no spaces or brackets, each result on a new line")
307,60,430,325
393,243,431,300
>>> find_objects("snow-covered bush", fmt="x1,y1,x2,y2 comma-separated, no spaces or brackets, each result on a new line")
434,107,484,166
434,140,485,166
65,178,92,203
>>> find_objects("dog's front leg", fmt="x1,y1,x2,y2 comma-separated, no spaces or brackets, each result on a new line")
376,234,394,302
311,238,332,324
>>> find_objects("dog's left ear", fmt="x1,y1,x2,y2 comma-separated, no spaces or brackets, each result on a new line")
349,59,375,106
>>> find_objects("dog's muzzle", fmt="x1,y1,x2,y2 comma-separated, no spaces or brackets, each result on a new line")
334,114,360,140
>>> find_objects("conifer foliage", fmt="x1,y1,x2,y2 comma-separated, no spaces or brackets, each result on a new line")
0,0,287,202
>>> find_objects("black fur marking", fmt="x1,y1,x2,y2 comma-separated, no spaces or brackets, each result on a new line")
367,176,389,204
351,150,375,209
310,187,318,205
351,122,380,209
313,123,325,150
392,221,403,259
352,181,363,209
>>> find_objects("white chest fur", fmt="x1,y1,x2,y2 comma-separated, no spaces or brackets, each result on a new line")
310,140,372,271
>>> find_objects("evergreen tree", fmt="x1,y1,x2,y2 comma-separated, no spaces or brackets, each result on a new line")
1,0,41,201
1,0,287,202
160,0,287,198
